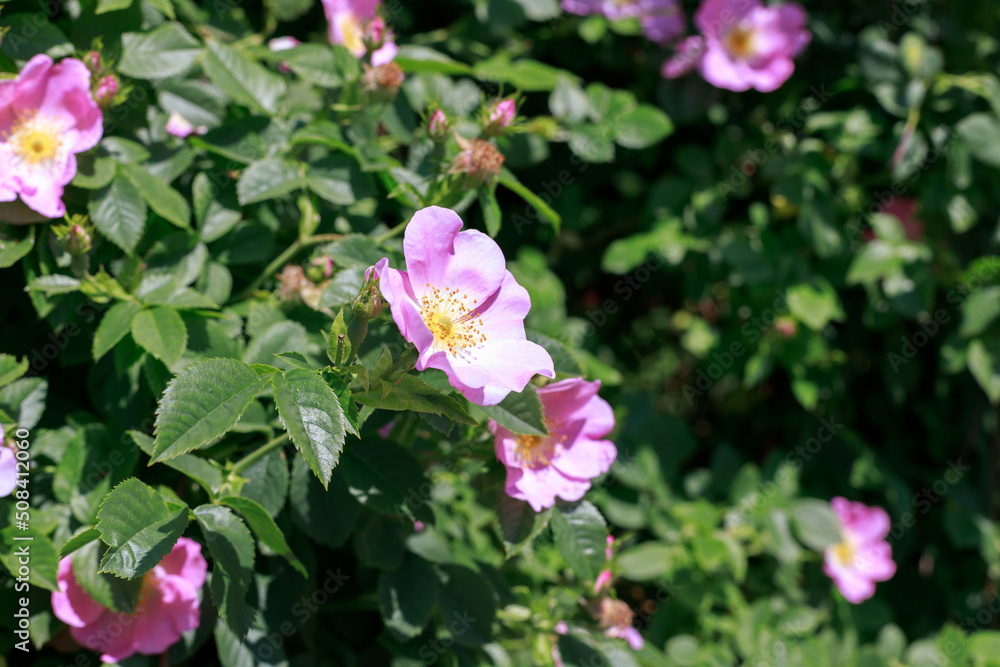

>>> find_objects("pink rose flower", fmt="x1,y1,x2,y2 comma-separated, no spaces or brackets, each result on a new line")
165,112,207,138
374,206,555,406
323,0,379,57
0,424,16,498
562,0,684,44
663,0,810,92
492,378,616,511
0,55,103,218
51,537,207,663
823,497,896,604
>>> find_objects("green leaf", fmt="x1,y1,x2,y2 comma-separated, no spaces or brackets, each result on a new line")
204,41,287,115
378,552,438,640
71,540,143,613
214,624,290,667
436,565,498,646
58,527,102,559
289,455,359,548
479,385,548,436
152,358,265,462
194,505,256,638
0,354,29,388
73,156,117,189
394,45,473,76
497,495,550,558
96,478,190,578
550,500,608,581
956,113,1000,168
119,163,191,229
132,306,188,369
498,168,561,233
340,440,433,522
278,44,344,87
146,0,175,18
0,377,48,430
526,331,582,377
0,225,36,269
969,339,1000,404
0,527,59,591
354,374,476,425
306,155,372,206
479,187,502,237
220,496,307,577
617,543,674,581
93,301,143,361
791,498,843,550
326,308,351,366
96,0,133,13
89,171,148,254
786,280,846,332
237,159,303,206
272,369,348,488
130,431,224,495
614,104,674,149
474,54,574,91
960,286,1000,338
118,23,202,80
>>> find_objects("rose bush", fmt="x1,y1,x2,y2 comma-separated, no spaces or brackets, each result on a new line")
0,0,998,666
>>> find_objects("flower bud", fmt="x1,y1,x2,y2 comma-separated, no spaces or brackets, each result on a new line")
364,17,387,50
64,223,92,257
352,267,384,320
84,51,101,74
775,317,797,338
363,62,405,102
428,109,449,143
94,75,119,109
484,98,516,136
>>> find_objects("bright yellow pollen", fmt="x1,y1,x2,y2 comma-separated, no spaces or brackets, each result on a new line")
514,418,567,469
833,541,855,566
420,284,486,355
6,112,63,165
725,25,757,59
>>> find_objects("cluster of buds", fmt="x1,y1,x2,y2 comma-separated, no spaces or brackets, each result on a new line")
482,97,517,136
83,49,121,110
449,136,506,187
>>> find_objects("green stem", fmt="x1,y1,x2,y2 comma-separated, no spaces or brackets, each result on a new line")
374,219,410,245
232,434,289,475
232,234,344,303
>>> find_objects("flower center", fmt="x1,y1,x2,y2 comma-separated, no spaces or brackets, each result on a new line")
513,418,566,469
7,113,64,166
833,541,855,566
724,24,757,59
420,284,486,355
336,13,366,55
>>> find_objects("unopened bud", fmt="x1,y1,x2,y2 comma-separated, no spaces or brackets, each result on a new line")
483,98,516,136
363,62,405,101
428,109,449,143
95,75,119,109
450,136,505,187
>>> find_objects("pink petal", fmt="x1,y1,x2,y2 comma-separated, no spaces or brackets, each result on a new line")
695,0,758,37
131,575,200,654
438,337,555,405
509,465,591,512
156,537,208,589
698,47,753,92
70,609,139,663
0,447,16,497
51,557,107,628
552,438,617,480
372,41,398,67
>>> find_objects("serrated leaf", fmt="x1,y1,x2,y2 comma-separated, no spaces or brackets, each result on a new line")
237,158,303,206
354,374,476,425
132,306,188,368
498,495,550,558
550,500,608,581
479,385,547,436
119,162,191,229
96,478,190,578
220,496,306,577
378,552,437,640
791,498,843,551
152,359,265,462
272,369,348,488
194,505,256,638
0,527,58,591
0,225,36,269
58,527,102,559
340,440,432,522
118,23,202,80
204,41,287,115
131,431,224,495
89,171,148,254
93,301,143,361
289,455,359,548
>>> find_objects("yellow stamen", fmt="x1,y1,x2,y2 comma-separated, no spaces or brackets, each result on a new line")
724,25,757,59
6,112,64,166
420,284,486,356
833,541,855,566
336,13,366,56
514,418,566,469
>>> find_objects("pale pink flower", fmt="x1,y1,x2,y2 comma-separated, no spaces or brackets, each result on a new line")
0,424,16,498
323,0,379,57
374,206,554,406
664,0,810,92
0,55,103,218
51,538,207,663
492,378,615,511
165,112,206,138
823,497,896,604
562,0,684,44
